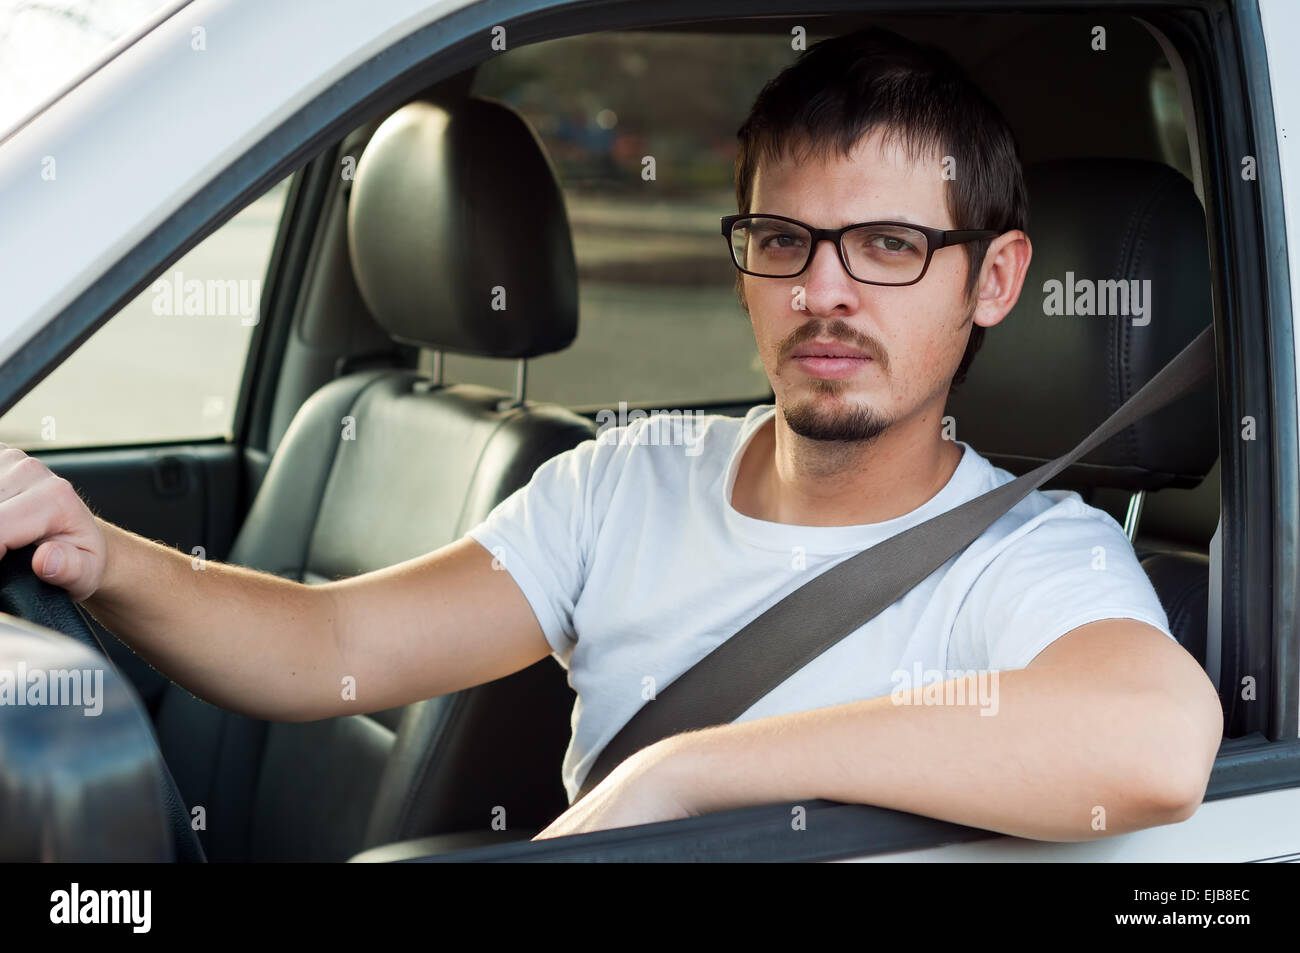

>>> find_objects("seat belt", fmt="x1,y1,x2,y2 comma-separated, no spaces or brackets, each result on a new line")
576,324,1216,801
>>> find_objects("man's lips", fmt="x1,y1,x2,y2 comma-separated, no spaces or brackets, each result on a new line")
789,341,874,380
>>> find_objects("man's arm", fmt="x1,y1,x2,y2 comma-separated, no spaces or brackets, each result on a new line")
83,526,551,723
548,619,1223,841
2,441,550,724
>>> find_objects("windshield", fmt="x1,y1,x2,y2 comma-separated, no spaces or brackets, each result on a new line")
0,0,187,137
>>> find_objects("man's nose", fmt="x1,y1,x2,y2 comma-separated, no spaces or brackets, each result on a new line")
799,238,860,305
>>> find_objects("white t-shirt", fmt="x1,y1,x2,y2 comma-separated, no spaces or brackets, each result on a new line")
467,405,1174,804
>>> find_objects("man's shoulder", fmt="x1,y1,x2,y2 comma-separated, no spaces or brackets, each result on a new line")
962,444,1131,550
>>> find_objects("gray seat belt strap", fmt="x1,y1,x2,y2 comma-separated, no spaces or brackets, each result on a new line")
576,324,1216,801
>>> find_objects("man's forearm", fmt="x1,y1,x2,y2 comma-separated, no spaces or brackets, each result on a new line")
82,518,345,722
657,665,1216,842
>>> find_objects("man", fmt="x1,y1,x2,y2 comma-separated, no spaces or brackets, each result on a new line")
0,28,1221,845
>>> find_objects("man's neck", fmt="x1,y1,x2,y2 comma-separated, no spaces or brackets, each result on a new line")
730,407,964,527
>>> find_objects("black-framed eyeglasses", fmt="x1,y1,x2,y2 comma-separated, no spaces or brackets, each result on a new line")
722,213,1001,286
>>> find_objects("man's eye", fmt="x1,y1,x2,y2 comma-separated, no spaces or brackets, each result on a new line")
864,233,919,254
758,232,804,250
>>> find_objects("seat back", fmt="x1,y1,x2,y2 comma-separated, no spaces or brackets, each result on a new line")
945,158,1219,664
156,96,593,860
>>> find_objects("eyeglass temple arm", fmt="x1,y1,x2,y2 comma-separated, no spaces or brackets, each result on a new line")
934,229,1003,247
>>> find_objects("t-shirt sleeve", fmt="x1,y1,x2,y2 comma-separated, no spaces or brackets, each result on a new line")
465,425,630,661
951,500,1176,672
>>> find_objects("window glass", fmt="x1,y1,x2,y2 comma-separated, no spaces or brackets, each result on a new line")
456,31,830,407
0,177,291,449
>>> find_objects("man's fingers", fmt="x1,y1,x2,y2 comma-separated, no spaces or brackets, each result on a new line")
0,490,65,562
33,540,71,582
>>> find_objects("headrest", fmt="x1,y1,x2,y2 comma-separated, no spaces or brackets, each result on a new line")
347,97,578,358
946,158,1218,490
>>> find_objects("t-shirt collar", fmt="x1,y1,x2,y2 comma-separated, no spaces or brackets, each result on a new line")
719,405,978,553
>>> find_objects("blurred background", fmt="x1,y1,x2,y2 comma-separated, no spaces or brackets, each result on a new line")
0,3,811,448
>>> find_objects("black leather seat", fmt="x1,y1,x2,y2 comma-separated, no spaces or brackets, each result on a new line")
946,158,1219,666
154,96,594,861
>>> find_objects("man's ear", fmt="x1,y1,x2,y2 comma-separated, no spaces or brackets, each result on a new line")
971,230,1032,330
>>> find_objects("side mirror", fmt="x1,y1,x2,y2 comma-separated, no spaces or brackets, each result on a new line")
0,616,172,861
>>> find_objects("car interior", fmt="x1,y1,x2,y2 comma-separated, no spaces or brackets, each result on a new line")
4,11,1228,861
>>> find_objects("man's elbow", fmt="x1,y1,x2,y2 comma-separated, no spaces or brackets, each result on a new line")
1135,683,1223,827
1144,774,1206,827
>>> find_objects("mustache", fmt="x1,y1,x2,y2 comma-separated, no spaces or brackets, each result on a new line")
778,319,887,371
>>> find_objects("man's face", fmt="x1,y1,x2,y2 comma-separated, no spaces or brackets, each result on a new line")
743,128,977,444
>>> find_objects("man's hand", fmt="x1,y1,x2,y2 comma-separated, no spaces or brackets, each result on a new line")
0,443,108,603
532,741,697,840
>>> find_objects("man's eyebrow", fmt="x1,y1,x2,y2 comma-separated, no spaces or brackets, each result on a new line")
758,212,927,227
851,213,924,226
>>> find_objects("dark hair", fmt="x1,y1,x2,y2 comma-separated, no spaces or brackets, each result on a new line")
733,26,1028,389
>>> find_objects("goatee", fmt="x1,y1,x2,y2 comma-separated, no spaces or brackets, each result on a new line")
782,384,893,443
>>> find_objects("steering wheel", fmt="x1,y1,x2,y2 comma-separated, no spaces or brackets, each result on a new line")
0,543,206,862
